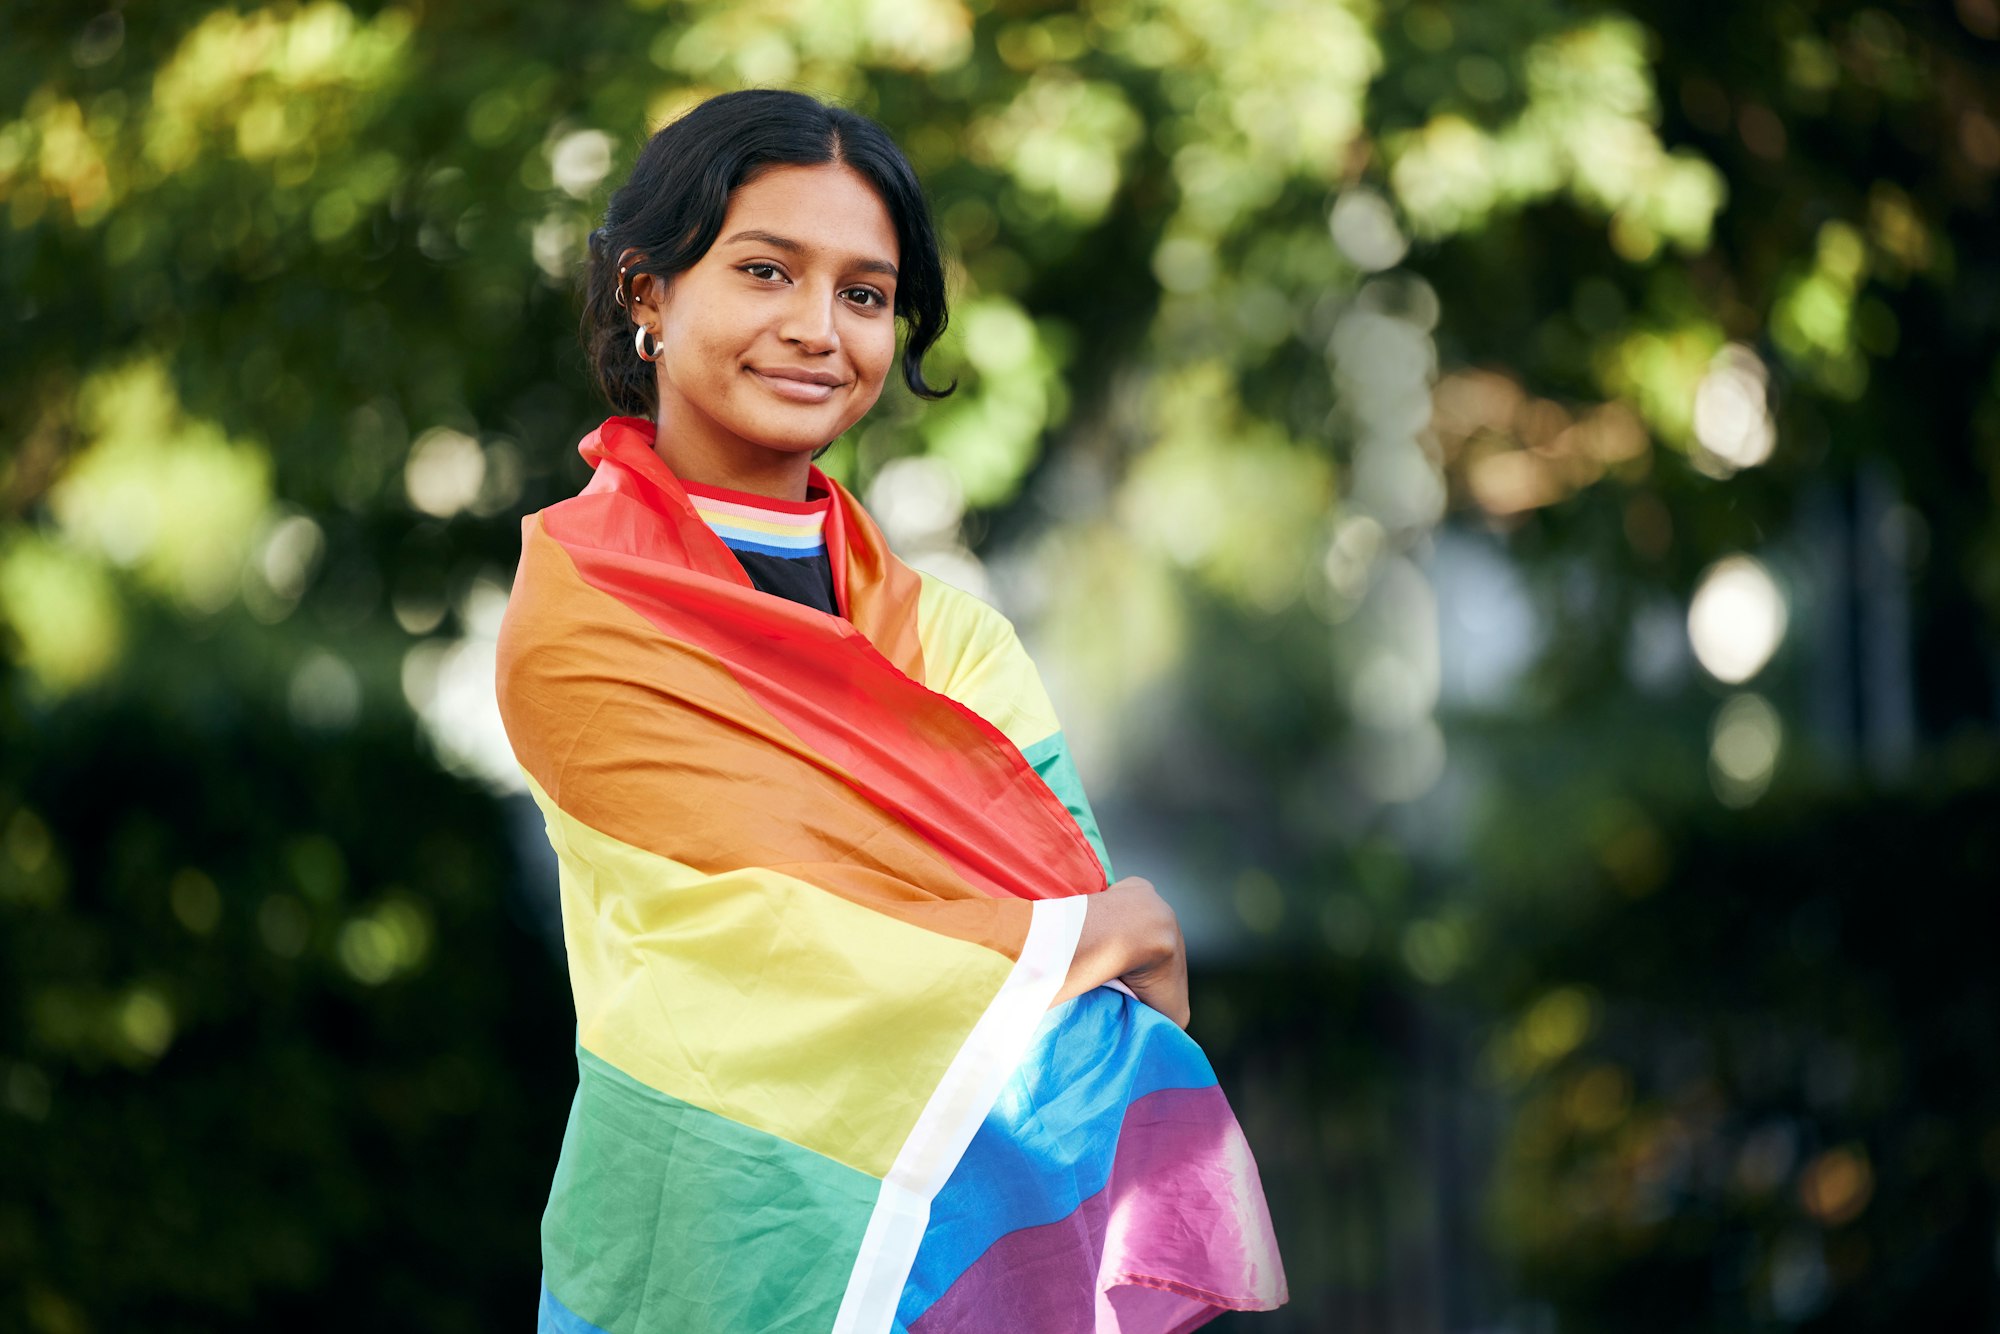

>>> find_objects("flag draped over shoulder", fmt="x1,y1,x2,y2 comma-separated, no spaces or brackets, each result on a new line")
496,416,1286,1333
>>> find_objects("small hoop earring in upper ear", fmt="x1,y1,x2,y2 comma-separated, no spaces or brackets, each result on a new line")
613,264,631,309
635,323,663,362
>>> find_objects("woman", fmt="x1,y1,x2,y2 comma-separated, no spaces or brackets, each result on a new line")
497,89,1284,1333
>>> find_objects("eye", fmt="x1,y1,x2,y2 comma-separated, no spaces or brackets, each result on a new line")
844,286,888,309
742,262,786,282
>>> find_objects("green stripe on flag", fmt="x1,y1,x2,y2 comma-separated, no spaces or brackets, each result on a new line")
543,1045,880,1334
1021,730,1116,882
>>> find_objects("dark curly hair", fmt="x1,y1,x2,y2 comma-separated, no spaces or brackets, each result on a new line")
582,89,956,448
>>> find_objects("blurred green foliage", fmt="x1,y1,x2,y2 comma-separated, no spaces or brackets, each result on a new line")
4,0,2000,1328
0,688,574,1331
1476,774,2000,1327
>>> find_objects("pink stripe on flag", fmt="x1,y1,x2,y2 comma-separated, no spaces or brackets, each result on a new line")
910,1083,1286,1333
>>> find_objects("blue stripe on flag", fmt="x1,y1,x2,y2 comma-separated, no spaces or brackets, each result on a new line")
895,985,1218,1327
539,1277,613,1334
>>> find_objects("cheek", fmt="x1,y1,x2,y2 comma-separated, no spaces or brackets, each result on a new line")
666,323,741,393
855,322,898,387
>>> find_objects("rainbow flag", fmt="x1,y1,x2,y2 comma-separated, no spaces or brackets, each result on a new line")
496,416,1286,1332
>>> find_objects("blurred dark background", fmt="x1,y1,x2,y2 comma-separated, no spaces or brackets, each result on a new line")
4,0,1999,1329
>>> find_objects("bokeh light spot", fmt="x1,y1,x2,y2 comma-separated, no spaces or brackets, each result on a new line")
169,868,223,935
1687,554,1786,684
1522,987,1595,1065
1710,692,1783,807
117,988,175,1062
1329,187,1409,272
1799,1144,1873,1226
403,427,486,519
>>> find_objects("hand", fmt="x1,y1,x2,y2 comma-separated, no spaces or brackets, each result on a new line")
1049,875,1189,1026
1112,878,1189,1030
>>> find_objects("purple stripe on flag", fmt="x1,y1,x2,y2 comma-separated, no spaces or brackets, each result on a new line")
908,1083,1285,1333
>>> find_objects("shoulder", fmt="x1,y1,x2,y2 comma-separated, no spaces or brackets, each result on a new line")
913,568,1016,645
910,570,1060,752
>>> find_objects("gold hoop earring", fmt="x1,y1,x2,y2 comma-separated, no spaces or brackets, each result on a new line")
635,323,663,362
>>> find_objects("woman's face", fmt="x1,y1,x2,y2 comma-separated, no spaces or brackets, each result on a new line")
630,162,901,474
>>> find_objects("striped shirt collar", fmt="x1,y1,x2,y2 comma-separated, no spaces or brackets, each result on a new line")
681,477,831,556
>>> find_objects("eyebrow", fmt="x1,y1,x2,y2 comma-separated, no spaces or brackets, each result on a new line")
720,229,899,279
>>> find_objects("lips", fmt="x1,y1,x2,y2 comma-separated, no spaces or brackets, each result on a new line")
748,367,846,403
752,366,845,387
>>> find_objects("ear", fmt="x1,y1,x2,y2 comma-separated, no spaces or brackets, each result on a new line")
629,270,672,321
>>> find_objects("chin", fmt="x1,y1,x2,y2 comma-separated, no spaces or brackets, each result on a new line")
739,417,849,456
736,401,871,455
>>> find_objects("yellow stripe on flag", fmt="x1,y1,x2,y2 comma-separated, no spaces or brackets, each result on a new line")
524,769,1015,1179
913,572,1062,753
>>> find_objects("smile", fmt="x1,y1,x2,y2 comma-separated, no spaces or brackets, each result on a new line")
747,368,844,403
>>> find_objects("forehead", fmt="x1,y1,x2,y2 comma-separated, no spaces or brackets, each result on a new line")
715,163,900,265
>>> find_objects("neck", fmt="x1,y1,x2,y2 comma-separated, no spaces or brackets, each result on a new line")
650,412,816,504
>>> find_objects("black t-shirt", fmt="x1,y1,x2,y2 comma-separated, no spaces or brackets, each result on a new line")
681,477,839,616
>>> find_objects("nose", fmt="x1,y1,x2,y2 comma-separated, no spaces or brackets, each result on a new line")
777,281,839,355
